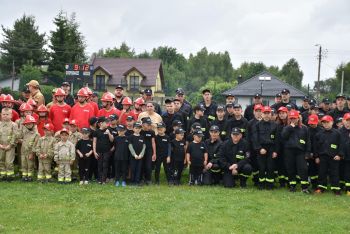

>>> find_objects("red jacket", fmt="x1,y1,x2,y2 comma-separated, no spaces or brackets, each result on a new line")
37,118,52,136
118,110,136,126
89,101,99,116
11,109,20,122
49,103,71,132
98,107,121,118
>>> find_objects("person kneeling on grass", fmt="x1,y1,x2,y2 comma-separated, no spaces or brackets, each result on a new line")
76,128,93,185
128,122,146,185
186,130,208,185
54,128,75,184
218,127,252,188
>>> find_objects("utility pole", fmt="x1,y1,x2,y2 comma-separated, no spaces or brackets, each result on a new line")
341,70,345,94
11,60,15,91
316,45,322,100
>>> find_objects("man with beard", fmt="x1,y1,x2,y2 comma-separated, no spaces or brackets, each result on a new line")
70,88,95,129
175,88,192,117
130,97,145,120
61,82,75,107
114,85,125,111
271,89,298,111
328,93,349,127
98,92,121,119
49,88,72,132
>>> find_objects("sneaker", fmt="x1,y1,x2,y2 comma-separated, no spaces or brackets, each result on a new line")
302,188,311,194
84,180,89,185
121,181,126,187
115,181,120,187
79,181,84,185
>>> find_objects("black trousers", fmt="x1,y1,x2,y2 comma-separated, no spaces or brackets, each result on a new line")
115,159,128,182
344,161,350,192
223,164,252,188
284,148,309,189
202,171,222,185
189,165,203,184
307,158,319,186
250,151,259,183
88,156,99,181
142,148,153,182
257,146,275,184
78,156,91,181
108,152,115,179
97,152,111,183
318,154,340,191
154,156,170,182
130,157,142,184
171,161,184,184
277,148,288,183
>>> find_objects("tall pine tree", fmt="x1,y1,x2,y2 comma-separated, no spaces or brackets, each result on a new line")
0,15,46,73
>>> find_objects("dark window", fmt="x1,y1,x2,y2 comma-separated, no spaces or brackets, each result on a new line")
96,75,105,91
130,75,139,90
121,77,127,88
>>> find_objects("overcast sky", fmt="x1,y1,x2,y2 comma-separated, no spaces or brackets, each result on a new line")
1,0,349,87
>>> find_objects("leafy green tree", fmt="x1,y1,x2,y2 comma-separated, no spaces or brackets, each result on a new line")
279,58,303,89
0,15,46,73
101,42,136,58
19,64,42,88
234,62,267,83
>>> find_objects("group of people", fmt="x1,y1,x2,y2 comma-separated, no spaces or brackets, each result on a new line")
0,80,350,196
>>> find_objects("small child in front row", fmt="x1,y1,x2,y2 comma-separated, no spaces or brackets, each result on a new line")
54,128,75,183
76,128,93,185
128,122,145,185
35,123,56,182
186,129,208,185
114,124,129,187
170,128,186,185
155,123,171,184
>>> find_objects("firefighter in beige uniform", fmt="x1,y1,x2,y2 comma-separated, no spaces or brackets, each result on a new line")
0,108,18,180
18,115,40,181
54,128,75,183
35,123,56,181
68,119,82,179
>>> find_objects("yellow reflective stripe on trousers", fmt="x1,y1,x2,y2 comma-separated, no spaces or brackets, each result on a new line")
58,177,64,182
310,175,318,180
301,181,309,185
266,178,274,183
259,178,266,182
46,175,52,179
6,171,14,176
345,183,350,187
37,175,44,179
330,186,341,190
65,178,72,182
318,185,327,189
289,181,297,185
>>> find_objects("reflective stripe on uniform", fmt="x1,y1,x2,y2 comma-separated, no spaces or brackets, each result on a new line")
259,178,266,182
65,178,72,182
46,175,52,179
301,181,309,185
58,177,64,182
310,175,318,180
330,186,341,190
289,181,297,185
318,185,327,189
208,115,216,120
266,178,274,183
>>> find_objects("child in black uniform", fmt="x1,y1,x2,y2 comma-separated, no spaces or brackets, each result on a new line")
170,128,186,185
128,122,146,185
114,124,129,187
154,122,171,184
76,128,93,185
186,129,208,185
140,117,156,185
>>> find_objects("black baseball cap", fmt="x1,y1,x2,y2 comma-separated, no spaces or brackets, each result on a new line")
22,86,30,93
233,103,242,109
194,104,205,112
303,96,309,102
133,122,142,128
144,89,152,96
254,93,262,98
62,82,70,86
275,93,282,98
175,128,186,134
108,114,118,121
98,116,110,123
193,130,204,137
141,117,152,125
322,98,330,104
89,117,98,125
231,127,242,135
226,103,234,108
209,125,220,132
116,124,126,131
126,116,134,122
176,88,185,95
191,122,201,129
164,98,173,104
172,120,183,126
336,93,346,99
216,105,225,111
157,122,166,128
281,88,290,94
81,128,90,134
226,93,235,98
115,85,124,90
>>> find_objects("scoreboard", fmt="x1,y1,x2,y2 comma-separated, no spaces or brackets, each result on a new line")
65,64,94,77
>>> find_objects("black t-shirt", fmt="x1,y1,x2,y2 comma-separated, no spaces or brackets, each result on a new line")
114,135,129,160
186,141,207,166
127,134,145,155
140,130,155,147
125,129,134,137
156,134,170,158
108,126,119,137
93,128,112,153
171,139,186,162
76,139,93,156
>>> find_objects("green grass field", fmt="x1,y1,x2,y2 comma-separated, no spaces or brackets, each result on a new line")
0,179,349,234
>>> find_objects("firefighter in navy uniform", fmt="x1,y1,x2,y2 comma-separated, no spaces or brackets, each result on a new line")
328,93,349,128
307,114,322,189
226,104,248,139
202,125,223,185
314,115,343,195
281,110,311,193
218,127,252,188
210,105,229,141
244,93,263,121
187,105,209,139
340,113,350,195
251,106,279,190
199,89,217,123
246,104,263,186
